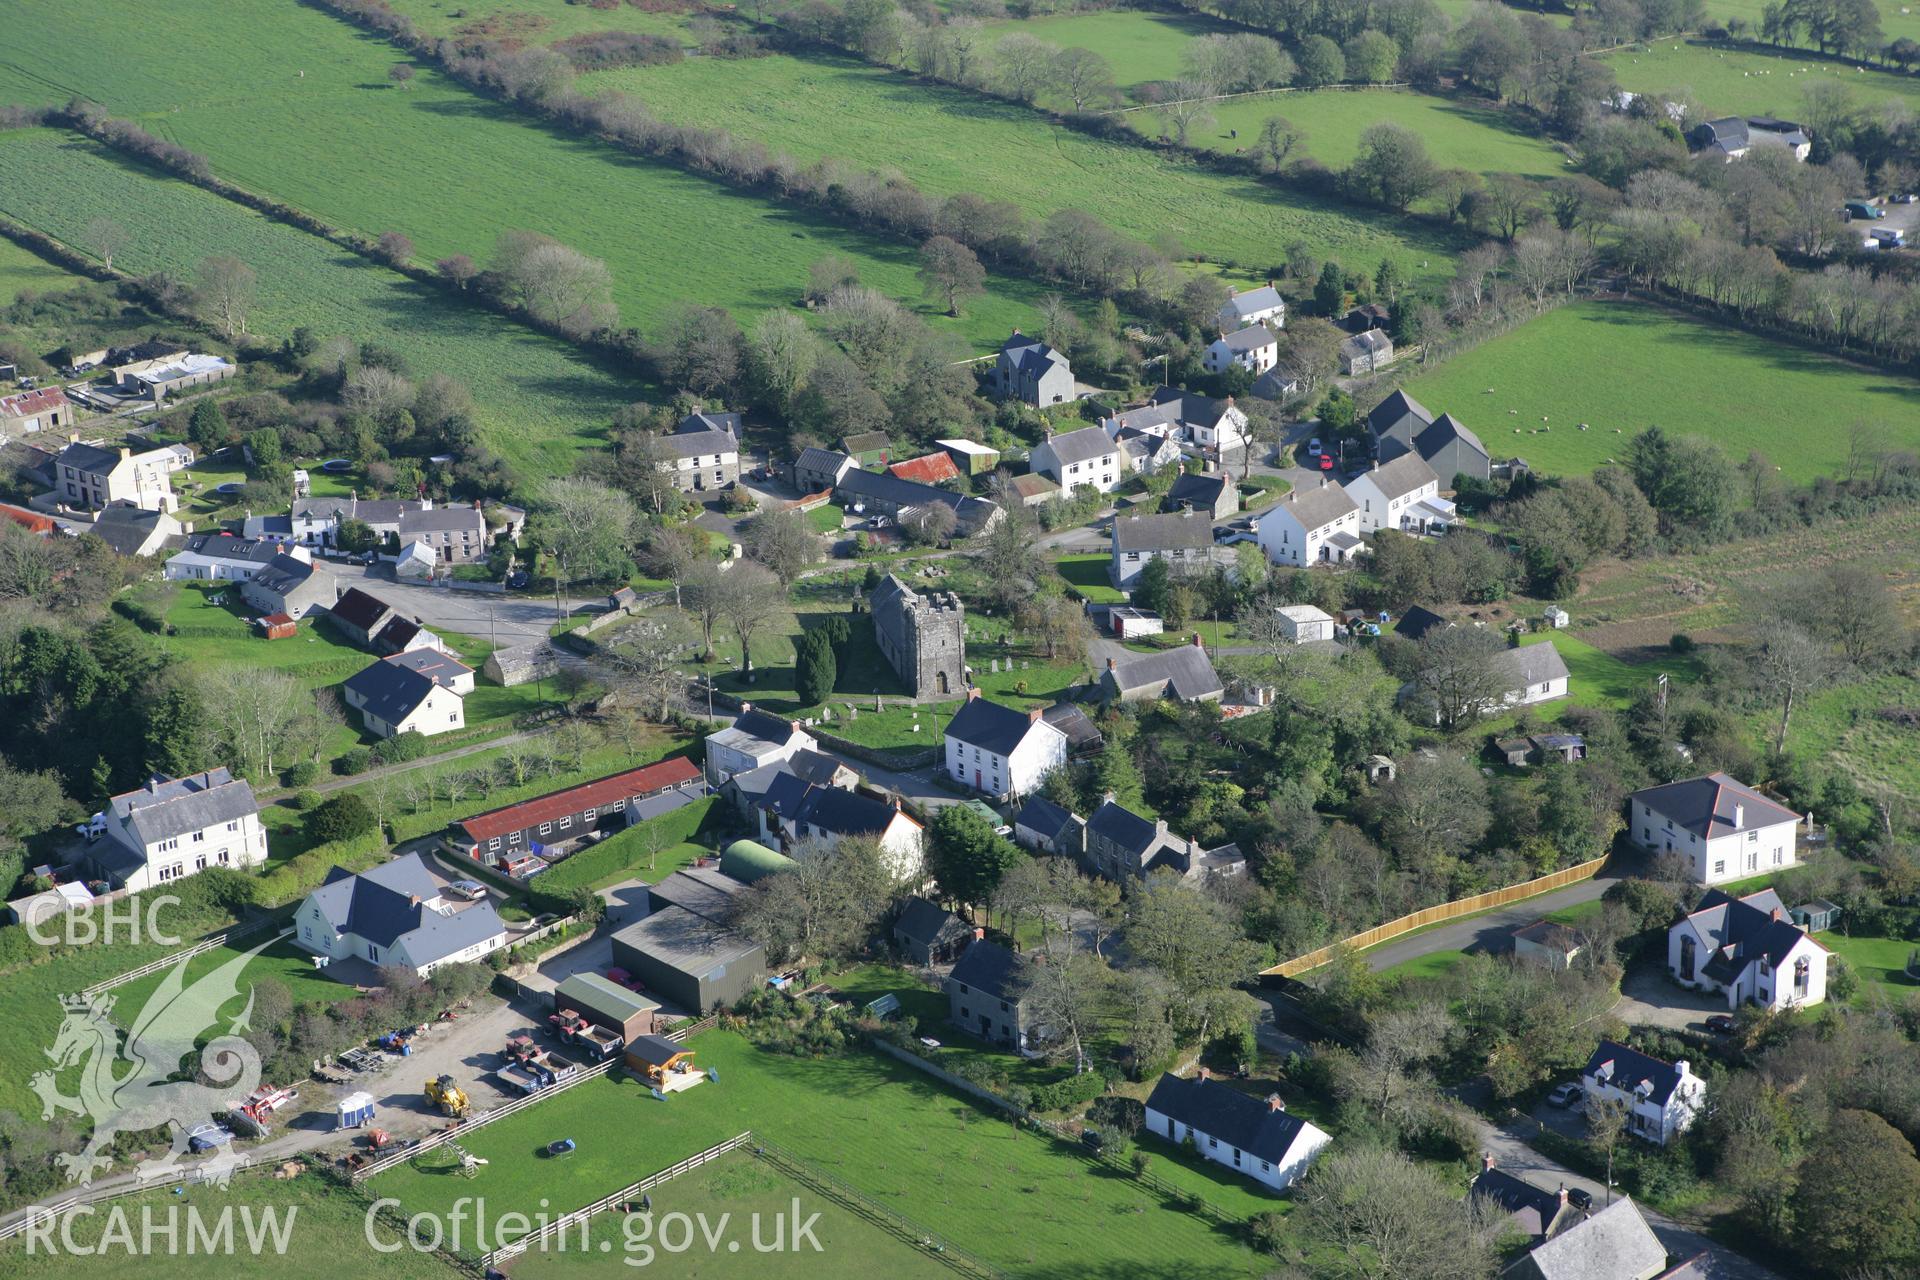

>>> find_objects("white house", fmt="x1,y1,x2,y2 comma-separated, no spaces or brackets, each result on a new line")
1273,604,1333,644
1255,480,1362,567
1102,389,1250,470
1145,1071,1330,1191
289,494,428,548
88,769,268,893
1218,284,1286,330
1668,886,1827,1010
50,436,178,513
943,691,1068,802
1490,643,1571,710
1110,510,1217,591
1627,773,1802,885
164,533,309,583
295,853,508,978
1203,327,1278,376
1030,426,1124,495
342,654,468,738
1578,1040,1704,1146
704,705,820,785
1344,453,1440,535
758,778,925,884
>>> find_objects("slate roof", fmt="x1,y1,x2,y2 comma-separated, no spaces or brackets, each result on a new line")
793,447,853,479
1278,482,1358,531
794,785,914,841
840,431,890,456
1105,645,1224,701
1359,452,1438,501
1492,642,1571,693
1583,1040,1685,1106
1040,701,1103,752
53,439,122,474
306,852,507,967
1164,473,1230,515
944,696,1059,757
292,496,418,526
710,708,808,758
1415,412,1487,459
948,938,1022,1002
175,532,285,567
1221,284,1284,322
456,757,702,843
1632,773,1799,839
1086,800,1162,859
1395,605,1450,641
374,615,429,652
1041,425,1118,466
1520,1196,1666,1280
1144,1073,1317,1166
1014,795,1080,843
833,468,1000,535
344,657,446,723
663,411,739,458
1681,887,1814,983
398,505,485,536
1216,325,1277,354
1341,329,1392,358
250,553,316,597
886,452,962,486
109,769,258,848
895,896,969,950
999,333,1069,375
87,504,170,556
1113,511,1213,553
1468,1167,1570,1242
383,649,473,687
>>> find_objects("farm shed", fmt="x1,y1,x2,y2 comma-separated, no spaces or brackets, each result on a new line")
554,972,659,1042
611,904,765,1016
450,755,703,865
255,612,297,640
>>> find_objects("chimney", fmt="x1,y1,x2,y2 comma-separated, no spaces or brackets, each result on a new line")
1191,633,1204,650
1371,457,1380,471
1286,490,1296,503
1557,1184,1569,1207
973,926,985,941
1106,657,1117,671
69,432,80,443
1480,1153,1495,1174
1027,705,1045,723
966,686,980,701
740,701,752,713
1674,1059,1690,1077
1772,907,1785,922
1266,1093,1285,1113
1734,803,1744,828
119,447,130,460
1197,1066,1211,1081
1102,789,1116,807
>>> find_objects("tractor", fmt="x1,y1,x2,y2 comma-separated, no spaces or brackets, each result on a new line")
425,1074,471,1118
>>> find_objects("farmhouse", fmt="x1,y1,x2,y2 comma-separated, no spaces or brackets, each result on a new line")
1098,639,1224,706
991,331,1075,406
50,435,177,512
1627,773,1802,885
1110,510,1216,590
450,755,704,865
1,386,73,437
946,939,1033,1050
1668,886,1827,1010
613,867,765,1014
791,447,855,493
704,705,819,784
1163,471,1237,520
1204,326,1278,377
1255,480,1362,567
238,552,330,619
662,410,742,491
1029,425,1123,494
1339,329,1395,375
85,502,181,558
943,691,1069,801
1013,794,1084,856
1344,453,1442,535
1509,1197,1666,1280
164,533,307,582
342,654,469,739
1218,283,1285,329
87,768,267,893
1272,604,1334,644
893,896,974,965
396,503,489,565
295,852,508,979
1579,1039,1704,1145
1144,1071,1330,1191
1083,797,1194,882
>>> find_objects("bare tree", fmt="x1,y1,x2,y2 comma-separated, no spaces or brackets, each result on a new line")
719,562,780,677
603,616,690,722
1405,625,1509,731
743,507,821,587
1156,79,1217,146
1297,1144,1501,1280
1751,618,1830,755
388,63,415,90
918,235,986,317
635,523,704,609
1016,950,1109,1074
682,560,730,660
1053,46,1116,110
83,217,129,272
194,256,256,339
1585,1093,1631,1204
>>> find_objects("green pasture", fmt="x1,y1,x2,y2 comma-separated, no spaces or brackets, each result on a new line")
980,8,1241,87
584,51,1466,280
1398,300,1920,480
383,0,702,44
1820,928,1919,1001
1608,39,1920,118
1516,631,1700,711
375,1029,1274,1275
0,128,634,476
1154,87,1570,180
1746,670,1920,802
0,233,87,303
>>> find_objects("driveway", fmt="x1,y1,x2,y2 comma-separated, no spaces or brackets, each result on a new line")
1360,873,1626,973
315,562,590,650
1612,966,1731,1033
521,876,657,999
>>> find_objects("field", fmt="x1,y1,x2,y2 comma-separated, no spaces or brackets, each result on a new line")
0,1171,458,1279
376,1029,1274,1275
0,128,634,476
583,52,1467,280
1398,300,1920,480
1819,928,1919,1000
0,0,1049,354
980,8,1241,87
1607,39,1920,118
0,233,87,303
1515,631,1700,711
1150,88,1570,180
383,0,702,44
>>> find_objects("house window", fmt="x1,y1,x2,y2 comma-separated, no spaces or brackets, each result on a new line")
1795,956,1811,997
1260,1160,1271,1172
195,854,207,871
1679,935,1695,981
583,808,596,821
192,831,204,842
1748,831,1758,842
1713,861,1725,877
367,946,380,963
559,815,572,830
1208,1136,1218,1149
958,983,969,995
538,822,552,836
218,850,229,864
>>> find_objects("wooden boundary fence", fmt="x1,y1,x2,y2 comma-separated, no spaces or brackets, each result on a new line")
1261,855,1610,978
82,922,293,998
0,1154,262,1240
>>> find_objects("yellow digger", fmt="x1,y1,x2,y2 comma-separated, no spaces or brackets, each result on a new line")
425,1074,470,1118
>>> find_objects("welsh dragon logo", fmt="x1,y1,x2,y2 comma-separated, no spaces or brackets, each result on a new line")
32,939,273,1187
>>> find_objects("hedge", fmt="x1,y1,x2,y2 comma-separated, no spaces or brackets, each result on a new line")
534,796,721,894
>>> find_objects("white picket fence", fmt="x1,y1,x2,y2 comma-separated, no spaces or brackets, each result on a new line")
82,923,293,998
482,1133,754,1267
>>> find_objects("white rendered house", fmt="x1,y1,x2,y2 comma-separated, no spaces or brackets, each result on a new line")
1579,1040,1704,1146
1030,426,1124,495
1255,481,1363,567
1627,773,1802,885
1344,453,1440,535
1145,1071,1330,1191
943,691,1068,802
1668,886,1827,1010
89,769,267,892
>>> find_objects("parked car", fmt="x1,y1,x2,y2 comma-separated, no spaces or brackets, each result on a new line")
1705,1014,1737,1035
1308,437,1323,455
1845,201,1883,220
446,880,486,902
1565,1187,1594,1212
1546,1083,1584,1108
1318,453,1335,471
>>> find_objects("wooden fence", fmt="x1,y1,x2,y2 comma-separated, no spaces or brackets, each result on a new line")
0,1153,262,1240
82,922,293,998
481,1133,755,1267
1261,855,1610,978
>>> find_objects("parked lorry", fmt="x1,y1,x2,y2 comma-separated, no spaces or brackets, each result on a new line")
548,1010,624,1061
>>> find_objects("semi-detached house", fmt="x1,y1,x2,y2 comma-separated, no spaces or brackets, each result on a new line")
1344,452,1442,535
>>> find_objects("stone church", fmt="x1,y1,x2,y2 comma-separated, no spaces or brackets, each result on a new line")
869,574,966,698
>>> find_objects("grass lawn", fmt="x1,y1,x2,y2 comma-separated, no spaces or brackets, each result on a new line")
535,797,732,893
1055,553,1125,604
0,1170,458,1279
823,963,1071,1091
1516,631,1701,711
803,504,846,535
0,128,633,478
0,0,1049,362
376,1029,1272,1275
1379,948,1470,982
510,1151,953,1277
1148,87,1570,180
383,0,702,44
0,231,88,303
1398,300,1920,481
583,51,1466,282
106,934,351,1030
1607,38,1920,119
1819,928,1919,1000
979,8,1242,87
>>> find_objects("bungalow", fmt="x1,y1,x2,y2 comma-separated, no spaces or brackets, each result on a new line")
85,503,181,558
1510,1196,1667,1280
87,768,268,893
943,691,1069,802
1110,510,1217,591
1255,480,1362,567
239,552,331,620
1490,643,1571,709
893,897,974,965
1512,920,1585,970
1579,1040,1705,1145
704,705,819,785
0,386,74,438
341,654,469,739
295,852,508,978
1668,886,1827,1010
1203,327,1278,377
946,939,1033,1050
1144,1071,1331,1191
1339,329,1395,375
1098,638,1224,705
1029,425,1124,495
1012,794,1084,856
1273,604,1333,644
164,533,306,583
1217,283,1286,329
450,756,703,866
991,331,1075,407
1163,471,1237,520
791,447,855,494
1344,453,1441,535
1083,797,1195,882
1627,773,1802,885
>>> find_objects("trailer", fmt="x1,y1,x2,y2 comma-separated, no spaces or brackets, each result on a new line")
187,1122,235,1153
500,1050,582,1094
571,1023,624,1062
340,1047,383,1073
336,1092,377,1130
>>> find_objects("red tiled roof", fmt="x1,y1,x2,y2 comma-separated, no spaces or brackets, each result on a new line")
0,387,69,418
0,503,54,535
455,756,702,843
886,452,962,486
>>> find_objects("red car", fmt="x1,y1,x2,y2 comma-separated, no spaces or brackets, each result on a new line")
1318,453,1335,471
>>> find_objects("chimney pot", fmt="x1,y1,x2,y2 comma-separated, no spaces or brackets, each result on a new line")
1557,1184,1569,1206
1027,705,1044,723
1481,1153,1495,1173
1772,907,1784,921
1197,1066,1210,1080
1734,802,1745,828
1266,1093,1284,1112
973,926,985,941
1106,657,1116,671
1191,633,1203,649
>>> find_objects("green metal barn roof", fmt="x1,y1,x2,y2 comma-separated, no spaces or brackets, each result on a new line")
556,971,658,1023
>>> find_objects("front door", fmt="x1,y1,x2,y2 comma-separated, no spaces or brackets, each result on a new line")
979,1014,992,1039
974,769,982,789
